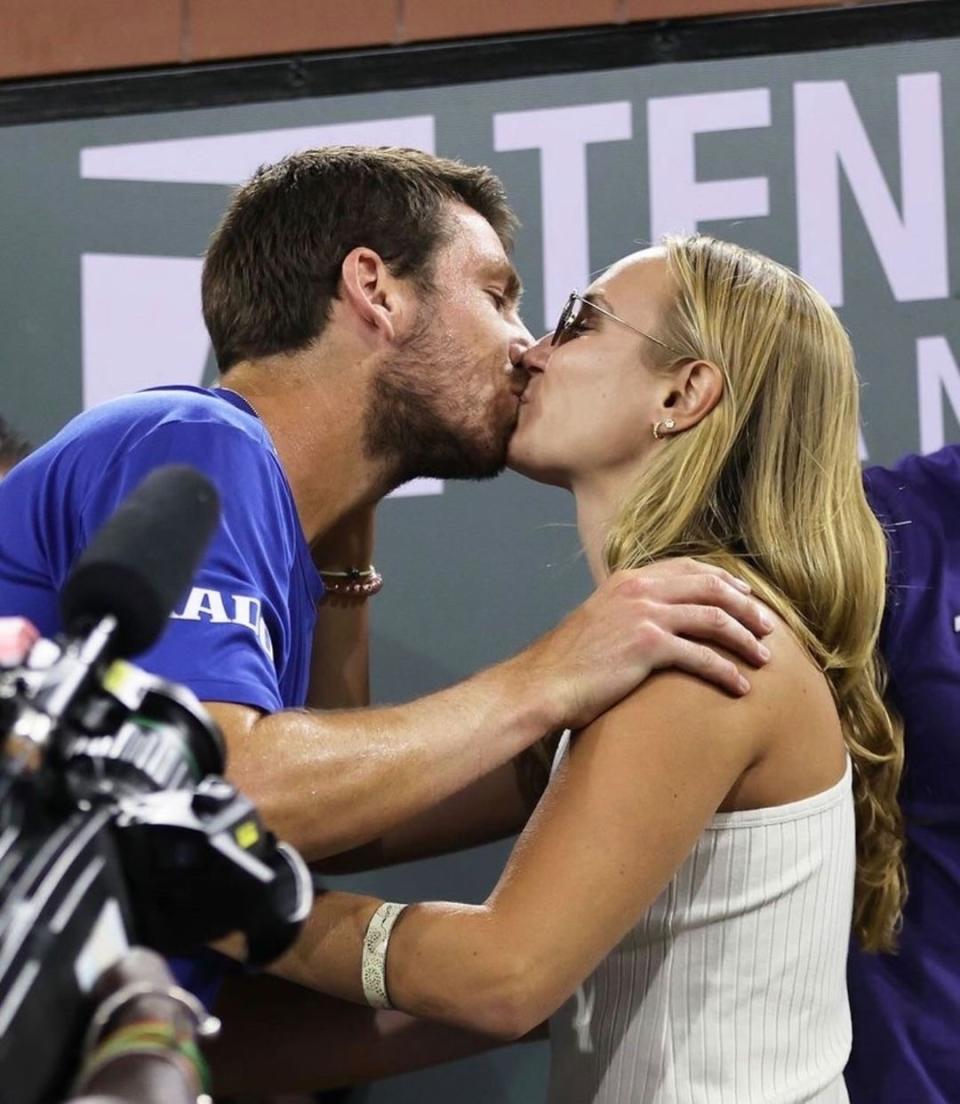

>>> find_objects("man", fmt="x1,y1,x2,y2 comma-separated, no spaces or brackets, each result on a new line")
846,444,960,1104
0,147,771,1006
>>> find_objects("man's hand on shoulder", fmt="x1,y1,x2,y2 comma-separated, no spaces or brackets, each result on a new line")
514,558,774,732
195,562,773,861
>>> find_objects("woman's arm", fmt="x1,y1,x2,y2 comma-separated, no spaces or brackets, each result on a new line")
271,666,765,1037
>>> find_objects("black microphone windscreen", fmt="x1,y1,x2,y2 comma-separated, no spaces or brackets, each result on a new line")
61,465,221,657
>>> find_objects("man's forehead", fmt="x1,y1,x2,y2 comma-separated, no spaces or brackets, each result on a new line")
437,201,521,294
443,198,502,241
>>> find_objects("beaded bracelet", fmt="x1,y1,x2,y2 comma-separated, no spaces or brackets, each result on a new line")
74,1020,212,1096
318,565,384,598
82,980,220,1055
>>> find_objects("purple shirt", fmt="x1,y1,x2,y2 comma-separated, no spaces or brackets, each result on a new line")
846,445,960,1102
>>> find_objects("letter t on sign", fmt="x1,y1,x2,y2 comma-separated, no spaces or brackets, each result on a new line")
647,89,771,242
494,102,632,331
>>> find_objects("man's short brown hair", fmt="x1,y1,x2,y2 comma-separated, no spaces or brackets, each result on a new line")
202,146,518,371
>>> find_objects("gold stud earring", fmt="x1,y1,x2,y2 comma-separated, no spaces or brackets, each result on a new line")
652,417,676,440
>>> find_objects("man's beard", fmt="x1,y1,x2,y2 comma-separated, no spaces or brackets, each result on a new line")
363,319,518,490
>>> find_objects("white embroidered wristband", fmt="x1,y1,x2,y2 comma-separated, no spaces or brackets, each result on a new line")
361,902,408,1009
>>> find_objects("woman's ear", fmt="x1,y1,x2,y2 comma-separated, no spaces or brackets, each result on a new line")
662,358,724,430
338,247,406,342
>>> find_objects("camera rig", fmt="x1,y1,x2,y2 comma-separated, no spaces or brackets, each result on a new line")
0,466,313,1104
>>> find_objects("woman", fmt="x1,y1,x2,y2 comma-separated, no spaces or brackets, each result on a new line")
234,235,905,1101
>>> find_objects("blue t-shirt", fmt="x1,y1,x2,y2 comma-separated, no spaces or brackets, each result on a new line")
0,386,322,707
0,385,323,1003
846,445,960,1103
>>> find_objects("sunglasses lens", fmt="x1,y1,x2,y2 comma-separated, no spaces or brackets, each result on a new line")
552,294,577,346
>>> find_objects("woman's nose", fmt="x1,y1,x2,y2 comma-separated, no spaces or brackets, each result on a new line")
520,333,553,375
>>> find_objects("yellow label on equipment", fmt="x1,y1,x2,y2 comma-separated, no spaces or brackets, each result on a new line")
102,659,152,711
103,660,135,697
235,821,260,849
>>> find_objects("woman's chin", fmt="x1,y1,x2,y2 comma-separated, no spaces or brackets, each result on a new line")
506,444,570,489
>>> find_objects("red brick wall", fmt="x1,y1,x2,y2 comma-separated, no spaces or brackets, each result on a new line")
0,0,908,81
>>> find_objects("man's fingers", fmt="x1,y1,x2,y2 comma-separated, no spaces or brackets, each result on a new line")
622,559,752,593
666,603,772,668
628,573,773,640
552,561,773,723
664,637,752,697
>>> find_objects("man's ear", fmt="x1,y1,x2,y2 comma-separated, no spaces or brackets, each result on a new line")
338,247,407,342
661,358,724,429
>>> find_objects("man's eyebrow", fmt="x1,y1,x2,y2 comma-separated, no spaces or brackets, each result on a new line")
504,268,523,304
484,261,523,304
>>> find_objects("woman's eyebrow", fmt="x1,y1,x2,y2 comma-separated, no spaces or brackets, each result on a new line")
583,290,613,312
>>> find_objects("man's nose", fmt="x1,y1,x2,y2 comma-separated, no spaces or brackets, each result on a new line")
507,338,531,393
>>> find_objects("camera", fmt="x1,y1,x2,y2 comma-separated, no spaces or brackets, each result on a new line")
0,466,313,1104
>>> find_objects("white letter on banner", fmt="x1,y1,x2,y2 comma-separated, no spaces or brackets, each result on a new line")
918,336,960,455
80,116,443,498
795,74,947,308
647,89,771,242
493,103,632,331
81,254,208,410
80,116,436,185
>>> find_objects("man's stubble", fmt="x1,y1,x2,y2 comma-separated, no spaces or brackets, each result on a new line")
363,309,518,490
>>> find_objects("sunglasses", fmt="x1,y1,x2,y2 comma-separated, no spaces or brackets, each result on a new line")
551,291,683,357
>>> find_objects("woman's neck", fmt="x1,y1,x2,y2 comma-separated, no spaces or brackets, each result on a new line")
572,471,636,587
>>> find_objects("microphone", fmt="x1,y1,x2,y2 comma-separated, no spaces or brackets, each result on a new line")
60,466,221,658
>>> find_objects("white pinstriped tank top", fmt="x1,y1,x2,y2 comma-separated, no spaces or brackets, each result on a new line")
548,732,855,1104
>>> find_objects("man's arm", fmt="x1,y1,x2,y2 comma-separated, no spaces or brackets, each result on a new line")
307,599,370,708
313,760,531,873
314,732,562,874
307,506,375,709
206,970,511,1096
211,560,773,862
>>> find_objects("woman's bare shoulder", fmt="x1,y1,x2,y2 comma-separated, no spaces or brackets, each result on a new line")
569,612,844,811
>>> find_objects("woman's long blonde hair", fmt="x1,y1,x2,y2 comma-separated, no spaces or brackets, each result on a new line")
605,235,904,952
